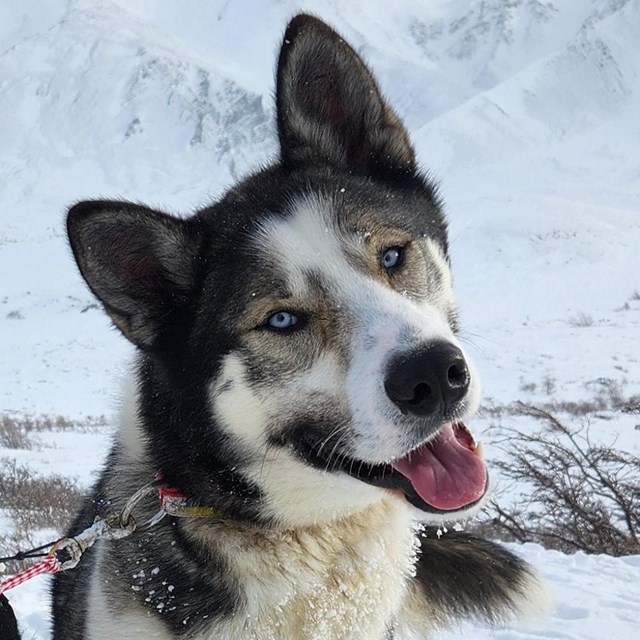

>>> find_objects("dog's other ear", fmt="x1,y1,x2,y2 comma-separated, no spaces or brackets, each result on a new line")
67,200,200,350
277,14,415,177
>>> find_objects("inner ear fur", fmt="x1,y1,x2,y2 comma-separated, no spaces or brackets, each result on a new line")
276,14,416,176
67,200,201,349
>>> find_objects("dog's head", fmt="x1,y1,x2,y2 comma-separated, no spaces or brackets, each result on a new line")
68,15,487,526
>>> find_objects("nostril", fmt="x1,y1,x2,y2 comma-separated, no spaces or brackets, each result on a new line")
447,362,468,388
408,382,431,406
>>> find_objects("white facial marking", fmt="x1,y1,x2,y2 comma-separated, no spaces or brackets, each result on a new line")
257,194,479,462
256,194,347,277
209,193,483,525
211,353,270,448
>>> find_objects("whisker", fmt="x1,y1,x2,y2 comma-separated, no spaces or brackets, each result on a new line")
315,423,350,458
324,430,350,473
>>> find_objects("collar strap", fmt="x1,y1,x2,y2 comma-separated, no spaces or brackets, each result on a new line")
157,483,224,519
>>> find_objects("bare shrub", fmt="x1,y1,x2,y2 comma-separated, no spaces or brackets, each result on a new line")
0,416,36,449
0,412,107,440
568,311,594,327
480,399,607,419
542,375,556,395
621,396,640,414
589,378,625,409
0,414,107,561
542,399,607,416
520,381,536,394
475,404,640,556
0,459,82,555
480,381,639,419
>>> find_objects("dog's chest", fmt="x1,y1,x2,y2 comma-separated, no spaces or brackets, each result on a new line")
200,503,417,639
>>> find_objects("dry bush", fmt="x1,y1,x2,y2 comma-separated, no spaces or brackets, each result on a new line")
0,416,36,449
0,459,83,557
568,311,594,327
0,413,107,561
481,380,640,419
475,404,640,556
0,413,108,450
1,412,107,433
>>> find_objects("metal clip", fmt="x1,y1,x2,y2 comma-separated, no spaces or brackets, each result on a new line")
119,481,161,530
50,536,85,571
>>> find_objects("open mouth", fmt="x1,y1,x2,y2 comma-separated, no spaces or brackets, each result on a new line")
386,422,487,512
300,422,488,514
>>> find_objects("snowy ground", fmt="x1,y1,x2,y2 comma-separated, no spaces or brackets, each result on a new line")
1,0,639,638
5,540,640,640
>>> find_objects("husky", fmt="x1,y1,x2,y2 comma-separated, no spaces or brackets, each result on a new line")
9,13,547,640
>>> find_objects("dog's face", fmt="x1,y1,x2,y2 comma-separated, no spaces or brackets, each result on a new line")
67,15,487,526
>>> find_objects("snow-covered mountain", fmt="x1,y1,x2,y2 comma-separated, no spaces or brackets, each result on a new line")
1,0,638,414
1,2,639,637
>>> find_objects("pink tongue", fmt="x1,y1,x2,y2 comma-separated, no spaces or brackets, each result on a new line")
391,424,487,511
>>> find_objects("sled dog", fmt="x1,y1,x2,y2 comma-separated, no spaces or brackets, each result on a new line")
41,14,546,640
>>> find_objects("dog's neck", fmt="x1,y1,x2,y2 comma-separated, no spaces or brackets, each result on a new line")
182,499,418,634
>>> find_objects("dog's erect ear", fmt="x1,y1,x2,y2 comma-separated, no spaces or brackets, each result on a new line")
276,14,415,176
67,201,200,350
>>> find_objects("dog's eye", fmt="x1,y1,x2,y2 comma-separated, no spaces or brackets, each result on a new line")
381,246,404,270
267,311,299,331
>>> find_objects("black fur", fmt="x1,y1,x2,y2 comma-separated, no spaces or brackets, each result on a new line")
67,201,203,350
415,529,536,625
0,594,20,640
277,14,416,179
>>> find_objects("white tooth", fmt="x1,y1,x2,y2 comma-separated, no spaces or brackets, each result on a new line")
475,441,484,459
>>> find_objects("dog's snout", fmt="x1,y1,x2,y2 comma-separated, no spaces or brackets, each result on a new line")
384,343,470,417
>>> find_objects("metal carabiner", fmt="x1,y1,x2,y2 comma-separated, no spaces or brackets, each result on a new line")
119,480,162,530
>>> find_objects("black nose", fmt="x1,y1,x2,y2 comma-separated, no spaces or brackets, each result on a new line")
384,343,470,417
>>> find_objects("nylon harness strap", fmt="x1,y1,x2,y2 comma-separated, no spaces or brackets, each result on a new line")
158,484,225,519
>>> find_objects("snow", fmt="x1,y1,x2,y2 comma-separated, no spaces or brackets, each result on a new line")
5,541,640,639
1,0,639,638
444,545,640,640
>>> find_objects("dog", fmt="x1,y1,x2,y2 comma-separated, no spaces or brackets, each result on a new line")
11,13,549,640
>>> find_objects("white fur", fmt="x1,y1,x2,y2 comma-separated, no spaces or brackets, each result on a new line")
212,352,385,526
114,374,147,462
506,570,556,623
86,501,419,640
189,500,417,639
245,448,386,526
422,239,456,310
212,353,271,447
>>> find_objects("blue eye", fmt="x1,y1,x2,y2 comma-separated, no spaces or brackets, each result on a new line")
268,311,298,330
381,246,403,270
